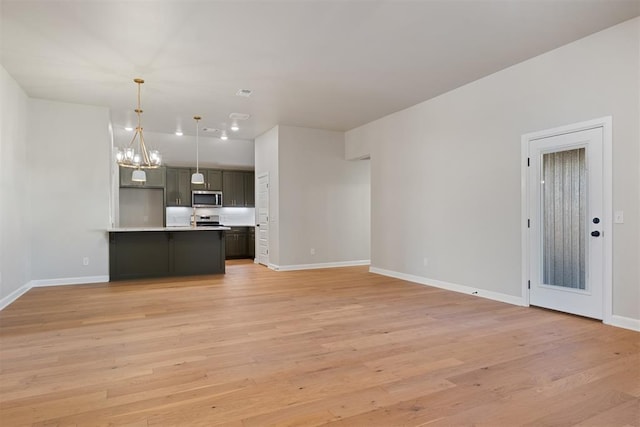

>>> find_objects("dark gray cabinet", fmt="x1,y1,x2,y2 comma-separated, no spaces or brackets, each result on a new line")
222,171,245,207
223,171,254,207
120,166,166,188
166,167,192,206
190,169,222,191
225,227,254,259
248,227,255,258
244,172,255,207
109,231,170,279
172,231,225,276
109,230,225,280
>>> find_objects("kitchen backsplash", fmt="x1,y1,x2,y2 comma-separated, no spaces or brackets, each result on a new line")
166,206,255,227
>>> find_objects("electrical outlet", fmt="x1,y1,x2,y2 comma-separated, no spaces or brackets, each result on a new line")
83,257,89,266
614,211,624,224
423,257,428,267
310,248,316,255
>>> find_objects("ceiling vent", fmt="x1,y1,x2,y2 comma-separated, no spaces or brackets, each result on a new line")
202,127,220,133
235,89,252,97
229,112,250,121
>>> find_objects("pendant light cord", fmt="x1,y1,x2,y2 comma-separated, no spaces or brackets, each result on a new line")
127,78,151,166
195,116,200,173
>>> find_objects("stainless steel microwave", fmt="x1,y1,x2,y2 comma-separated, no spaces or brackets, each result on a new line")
192,190,223,208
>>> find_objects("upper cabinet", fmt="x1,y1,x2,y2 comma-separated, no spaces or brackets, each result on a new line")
244,172,255,207
223,171,254,207
119,166,254,209
190,169,222,191
120,166,166,188
166,167,192,207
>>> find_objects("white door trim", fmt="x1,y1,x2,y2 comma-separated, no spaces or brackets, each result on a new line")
257,172,270,266
521,116,612,323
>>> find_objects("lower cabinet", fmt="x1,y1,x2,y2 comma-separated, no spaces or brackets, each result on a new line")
225,227,255,259
248,227,255,258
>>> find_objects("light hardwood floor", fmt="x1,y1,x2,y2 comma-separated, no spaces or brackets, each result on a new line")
1,261,638,426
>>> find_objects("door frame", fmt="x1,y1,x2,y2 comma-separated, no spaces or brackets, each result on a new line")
256,172,270,267
521,116,612,323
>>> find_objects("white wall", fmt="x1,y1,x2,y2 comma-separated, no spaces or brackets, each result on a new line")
0,66,30,303
255,126,280,266
255,125,371,269
28,99,111,281
346,18,639,321
278,126,370,267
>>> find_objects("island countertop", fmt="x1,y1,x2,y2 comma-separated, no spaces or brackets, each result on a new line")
108,226,231,232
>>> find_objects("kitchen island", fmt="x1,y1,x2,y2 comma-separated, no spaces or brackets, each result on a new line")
108,226,230,281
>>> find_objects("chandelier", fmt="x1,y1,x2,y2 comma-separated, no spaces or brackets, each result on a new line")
115,78,161,182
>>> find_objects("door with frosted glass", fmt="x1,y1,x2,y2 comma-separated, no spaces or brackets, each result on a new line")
528,127,603,319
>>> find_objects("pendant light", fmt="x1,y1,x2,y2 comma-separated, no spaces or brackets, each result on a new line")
191,116,204,184
115,78,162,182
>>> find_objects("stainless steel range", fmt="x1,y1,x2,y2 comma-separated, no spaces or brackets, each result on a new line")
194,214,224,227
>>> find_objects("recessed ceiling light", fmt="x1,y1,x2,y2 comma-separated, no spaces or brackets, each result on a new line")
235,89,252,97
230,124,239,132
125,127,133,131
229,112,250,120
175,131,183,136
220,132,228,141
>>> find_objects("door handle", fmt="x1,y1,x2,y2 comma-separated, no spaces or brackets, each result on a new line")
591,230,601,237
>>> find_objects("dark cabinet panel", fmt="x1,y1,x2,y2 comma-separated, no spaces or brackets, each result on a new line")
222,171,245,207
172,231,225,276
248,227,255,258
244,172,255,207
225,227,253,259
225,232,245,258
208,170,222,191
166,167,192,207
223,171,254,207
109,232,170,280
190,169,222,191
120,166,166,188
109,230,225,281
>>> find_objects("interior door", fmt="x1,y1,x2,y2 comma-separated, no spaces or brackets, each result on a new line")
528,127,604,319
257,174,269,266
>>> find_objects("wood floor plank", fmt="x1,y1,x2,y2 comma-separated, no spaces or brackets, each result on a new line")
1,260,638,426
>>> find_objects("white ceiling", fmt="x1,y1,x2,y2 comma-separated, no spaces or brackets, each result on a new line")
2,1,638,141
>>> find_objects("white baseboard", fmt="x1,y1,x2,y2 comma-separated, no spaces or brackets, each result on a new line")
606,315,640,332
29,275,109,288
271,260,370,272
369,267,526,307
1,275,109,311
0,282,32,311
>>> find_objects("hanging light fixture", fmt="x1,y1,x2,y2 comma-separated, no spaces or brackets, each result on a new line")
191,116,204,184
115,78,162,182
